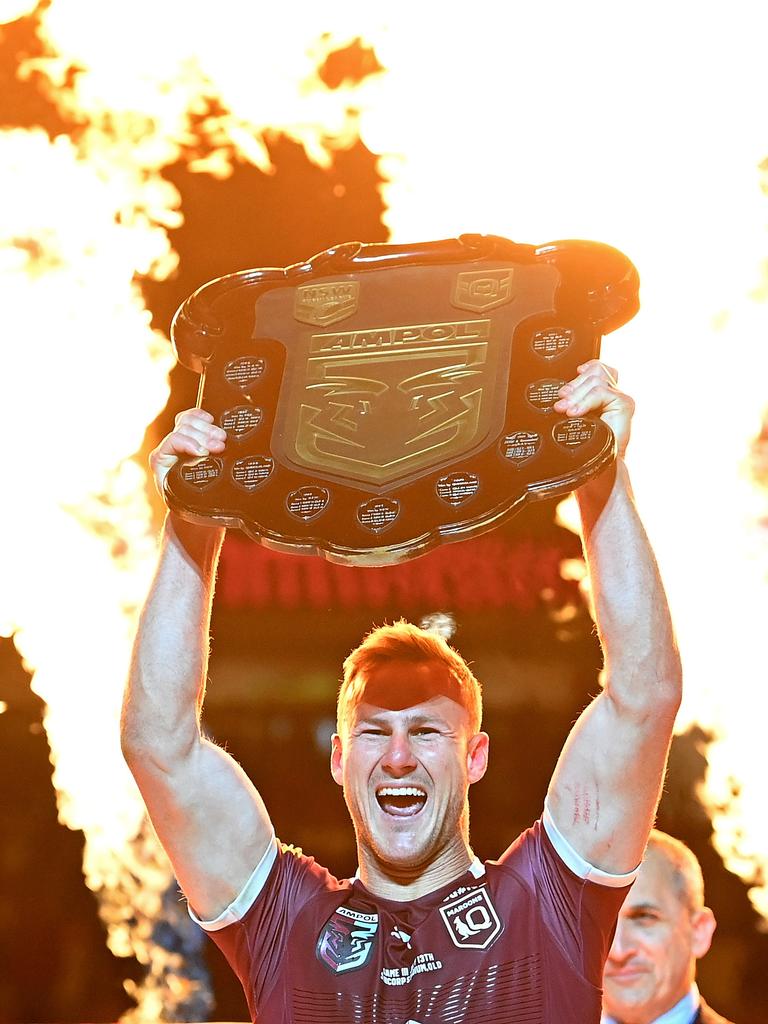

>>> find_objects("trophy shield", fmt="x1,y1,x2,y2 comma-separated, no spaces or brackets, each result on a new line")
164,234,639,566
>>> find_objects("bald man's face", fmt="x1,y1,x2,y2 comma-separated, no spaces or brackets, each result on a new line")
602,852,715,1024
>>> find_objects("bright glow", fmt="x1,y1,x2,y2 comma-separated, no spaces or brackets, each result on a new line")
4,2,383,1016
0,124,176,984
23,2,390,174
0,0,37,22
358,5,768,916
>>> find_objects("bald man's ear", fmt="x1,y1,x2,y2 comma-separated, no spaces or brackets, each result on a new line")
691,906,717,959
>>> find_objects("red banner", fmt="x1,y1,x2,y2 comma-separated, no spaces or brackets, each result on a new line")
218,534,577,613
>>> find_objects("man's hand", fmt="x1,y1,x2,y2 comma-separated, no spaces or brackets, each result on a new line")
554,360,634,458
149,409,228,497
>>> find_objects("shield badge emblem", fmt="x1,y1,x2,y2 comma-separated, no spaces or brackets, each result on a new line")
316,905,379,975
452,269,515,312
165,234,638,565
294,281,360,327
275,316,495,487
439,885,503,951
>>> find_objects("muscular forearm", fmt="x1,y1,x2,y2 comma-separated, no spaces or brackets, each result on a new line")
121,513,225,766
576,460,682,716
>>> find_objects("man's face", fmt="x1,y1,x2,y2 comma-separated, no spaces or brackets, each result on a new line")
602,852,715,1024
330,661,488,873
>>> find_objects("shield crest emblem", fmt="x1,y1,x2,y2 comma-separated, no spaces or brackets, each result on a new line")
166,234,638,564
439,885,503,950
316,905,379,975
294,281,360,327
452,269,515,312
277,318,496,487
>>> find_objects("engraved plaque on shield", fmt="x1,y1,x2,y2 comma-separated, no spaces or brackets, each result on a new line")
222,405,263,440
526,378,566,412
224,356,266,390
358,497,400,533
501,431,542,466
436,472,480,507
232,455,274,490
164,234,638,565
553,417,597,450
179,457,222,490
286,485,330,522
532,327,573,360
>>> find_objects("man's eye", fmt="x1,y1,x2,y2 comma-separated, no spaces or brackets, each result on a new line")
414,728,439,736
360,728,385,736
633,913,659,925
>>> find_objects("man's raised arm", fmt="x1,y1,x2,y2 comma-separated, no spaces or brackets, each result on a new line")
546,362,683,875
121,410,274,921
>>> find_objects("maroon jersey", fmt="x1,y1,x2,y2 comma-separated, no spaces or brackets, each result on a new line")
194,816,632,1023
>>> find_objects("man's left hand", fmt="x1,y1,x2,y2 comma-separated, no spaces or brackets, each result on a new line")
554,360,634,458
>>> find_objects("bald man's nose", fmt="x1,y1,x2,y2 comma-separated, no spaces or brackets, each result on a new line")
608,920,637,962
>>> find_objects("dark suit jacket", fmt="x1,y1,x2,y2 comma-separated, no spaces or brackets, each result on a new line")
694,997,736,1024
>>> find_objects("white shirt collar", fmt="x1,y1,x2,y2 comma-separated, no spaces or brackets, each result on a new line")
602,983,700,1024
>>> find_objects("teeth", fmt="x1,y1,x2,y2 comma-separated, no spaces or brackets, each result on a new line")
377,787,426,798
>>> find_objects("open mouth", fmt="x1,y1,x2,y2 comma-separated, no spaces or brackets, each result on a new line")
376,785,428,817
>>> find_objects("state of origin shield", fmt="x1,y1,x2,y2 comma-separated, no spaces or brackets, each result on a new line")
163,234,638,566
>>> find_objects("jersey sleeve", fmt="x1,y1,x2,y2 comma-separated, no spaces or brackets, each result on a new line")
541,801,639,889
190,838,340,1014
188,834,281,932
495,811,635,987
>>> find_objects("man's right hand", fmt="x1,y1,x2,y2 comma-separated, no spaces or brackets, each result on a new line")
149,409,228,497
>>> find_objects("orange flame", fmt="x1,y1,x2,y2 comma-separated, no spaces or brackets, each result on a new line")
2,2,383,1016
0,122,177,1009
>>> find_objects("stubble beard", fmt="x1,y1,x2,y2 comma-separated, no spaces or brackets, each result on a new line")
350,791,471,876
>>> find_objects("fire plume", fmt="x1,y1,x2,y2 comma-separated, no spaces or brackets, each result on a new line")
1,1,379,1016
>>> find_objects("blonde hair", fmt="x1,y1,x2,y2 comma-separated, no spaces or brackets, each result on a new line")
646,829,705,911
337,619,482,735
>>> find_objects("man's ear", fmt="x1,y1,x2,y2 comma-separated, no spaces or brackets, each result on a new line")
467,731,490,785
330,732,344,787
691,906,716,959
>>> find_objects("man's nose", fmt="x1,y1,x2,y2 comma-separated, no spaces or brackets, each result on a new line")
381,732,418,775
607,920,636,962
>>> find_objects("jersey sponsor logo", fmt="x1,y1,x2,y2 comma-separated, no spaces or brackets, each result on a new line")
316,905,379,975
439,884,503,950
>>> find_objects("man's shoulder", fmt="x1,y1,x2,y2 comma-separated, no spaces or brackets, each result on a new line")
224,839,351,933
696,997,737,1024
268,840,350,898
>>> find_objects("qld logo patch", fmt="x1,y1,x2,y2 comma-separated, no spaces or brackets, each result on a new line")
439,885,502,950
316,905,379,975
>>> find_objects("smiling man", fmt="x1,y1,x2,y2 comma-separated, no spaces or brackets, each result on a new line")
121,361,682,1023
602,832,734,1024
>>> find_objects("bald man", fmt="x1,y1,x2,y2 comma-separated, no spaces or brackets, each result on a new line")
602,830,735,1024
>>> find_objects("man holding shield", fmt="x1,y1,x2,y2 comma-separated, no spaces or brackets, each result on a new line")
122,360,682,1022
